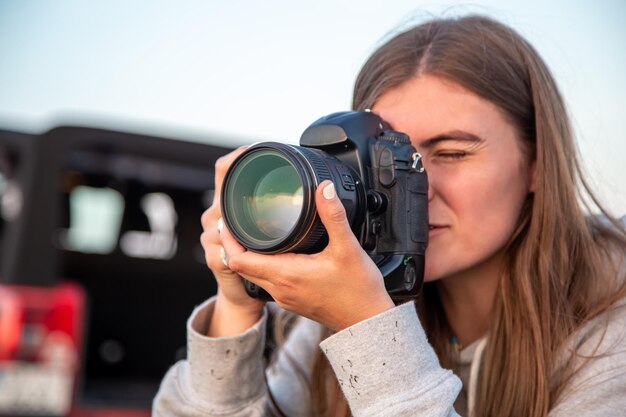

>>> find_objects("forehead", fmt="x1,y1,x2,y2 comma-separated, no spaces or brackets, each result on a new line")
372,75,516,145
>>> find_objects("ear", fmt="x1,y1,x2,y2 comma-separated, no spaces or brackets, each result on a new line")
529,159,537,193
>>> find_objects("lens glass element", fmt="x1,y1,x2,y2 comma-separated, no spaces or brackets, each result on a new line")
224,150,304,247
250,165,303,238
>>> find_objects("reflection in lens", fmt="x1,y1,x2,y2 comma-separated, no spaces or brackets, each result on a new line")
248,166,303,239
224,150,306,248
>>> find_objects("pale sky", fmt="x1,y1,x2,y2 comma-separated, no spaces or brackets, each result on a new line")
0,0,624,214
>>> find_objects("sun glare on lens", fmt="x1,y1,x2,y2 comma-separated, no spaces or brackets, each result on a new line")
248,165,303,239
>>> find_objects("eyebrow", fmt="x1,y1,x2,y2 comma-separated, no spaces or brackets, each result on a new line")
419,130,485,148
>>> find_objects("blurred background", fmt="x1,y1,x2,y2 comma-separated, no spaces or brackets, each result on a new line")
1,0,625,214
0,1,624,416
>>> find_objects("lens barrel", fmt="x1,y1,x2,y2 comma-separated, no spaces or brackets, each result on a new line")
221,142,364,254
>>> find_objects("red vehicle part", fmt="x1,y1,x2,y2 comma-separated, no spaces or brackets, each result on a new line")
0,283,84,416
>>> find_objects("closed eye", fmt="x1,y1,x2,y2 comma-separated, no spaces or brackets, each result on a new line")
436,151,468,159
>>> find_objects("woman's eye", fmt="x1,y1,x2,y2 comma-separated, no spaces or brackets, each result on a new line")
436,151,467,159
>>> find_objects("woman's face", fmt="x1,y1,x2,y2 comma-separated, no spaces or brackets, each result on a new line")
372,75,533,282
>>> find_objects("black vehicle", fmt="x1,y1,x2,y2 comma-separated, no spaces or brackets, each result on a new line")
0,125,233,416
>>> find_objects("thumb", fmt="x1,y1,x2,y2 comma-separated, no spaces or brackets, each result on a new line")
316,180,358,248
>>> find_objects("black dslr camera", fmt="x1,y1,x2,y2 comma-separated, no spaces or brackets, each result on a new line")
221,111,428,301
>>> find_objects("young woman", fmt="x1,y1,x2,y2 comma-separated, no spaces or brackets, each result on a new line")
154,15,626,416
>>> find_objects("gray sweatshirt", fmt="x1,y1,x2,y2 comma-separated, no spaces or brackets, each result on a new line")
153,297,626,416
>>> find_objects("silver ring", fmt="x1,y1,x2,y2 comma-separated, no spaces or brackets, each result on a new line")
219,246,228,266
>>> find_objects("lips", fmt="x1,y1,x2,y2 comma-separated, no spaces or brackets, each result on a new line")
428,224,448,235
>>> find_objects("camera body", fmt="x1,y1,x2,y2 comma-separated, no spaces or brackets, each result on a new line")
222,111,428,301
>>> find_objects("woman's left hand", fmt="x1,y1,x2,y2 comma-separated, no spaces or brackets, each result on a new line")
220,180,395,331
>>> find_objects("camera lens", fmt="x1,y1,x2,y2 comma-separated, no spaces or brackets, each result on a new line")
221,143,364,254
224,149,305,244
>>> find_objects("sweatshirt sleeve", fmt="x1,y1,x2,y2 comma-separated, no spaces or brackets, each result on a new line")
549,300,626,417
153,298,323,417
320,301,462,417
152,297,269,416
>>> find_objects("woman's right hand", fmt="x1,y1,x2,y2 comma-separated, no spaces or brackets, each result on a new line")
200,146,266,336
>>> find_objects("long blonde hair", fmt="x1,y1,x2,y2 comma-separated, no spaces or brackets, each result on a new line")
301,15,626,417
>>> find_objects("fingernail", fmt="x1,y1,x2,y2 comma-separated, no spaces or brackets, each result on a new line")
217,217,223,234
322,182,336,200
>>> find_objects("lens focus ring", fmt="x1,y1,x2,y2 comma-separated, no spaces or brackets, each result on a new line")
291,147,333,252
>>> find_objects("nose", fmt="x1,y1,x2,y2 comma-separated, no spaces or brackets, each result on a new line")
427,179,435,202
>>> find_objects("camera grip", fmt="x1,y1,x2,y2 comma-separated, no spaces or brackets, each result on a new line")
408,173,429,246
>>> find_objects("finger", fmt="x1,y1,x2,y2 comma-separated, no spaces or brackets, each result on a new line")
219,223,247,261
316,180,359,249
222,239,302,285
201,206,219,230
213,145,248,204
200,221,235,274
202,239,233,274
237,271,277,295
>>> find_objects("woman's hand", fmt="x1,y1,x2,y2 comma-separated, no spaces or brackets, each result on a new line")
220,180,394,331
201,146,265,336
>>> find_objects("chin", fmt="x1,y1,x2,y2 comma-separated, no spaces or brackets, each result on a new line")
422,259,460,283
422,266,444,283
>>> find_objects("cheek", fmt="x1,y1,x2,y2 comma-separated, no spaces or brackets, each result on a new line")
469,171,525,225
424,163,529,281
460,159,528,231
